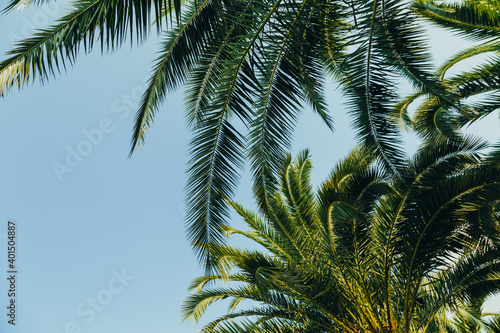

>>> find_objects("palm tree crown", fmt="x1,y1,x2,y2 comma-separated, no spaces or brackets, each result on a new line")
183,139,500,332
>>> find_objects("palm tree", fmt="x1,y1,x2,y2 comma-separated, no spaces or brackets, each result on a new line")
1,0,497,265
183,138,500,332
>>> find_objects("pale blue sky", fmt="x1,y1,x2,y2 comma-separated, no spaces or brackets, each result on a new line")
0,3,499,333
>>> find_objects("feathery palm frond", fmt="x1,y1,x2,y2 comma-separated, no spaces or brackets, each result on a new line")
414,0,500,40
403,0,500,145
130,0,224,153
0,0,171,96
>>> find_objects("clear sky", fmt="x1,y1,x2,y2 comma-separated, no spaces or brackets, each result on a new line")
0,3,499,333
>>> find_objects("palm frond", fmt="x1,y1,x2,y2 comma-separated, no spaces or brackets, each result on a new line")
130,0,222,154
0,0,168,96
185,115,247,268
437,40,500,80
414,0,500,39
341,0,409,177
185,144,500,332
3,0,55,12
390,91,423,131
413,56,500,140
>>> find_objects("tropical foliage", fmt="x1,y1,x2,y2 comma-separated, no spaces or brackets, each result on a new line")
1,0,500,265
3,0,500,330
394,0,500,143
183,142,500,332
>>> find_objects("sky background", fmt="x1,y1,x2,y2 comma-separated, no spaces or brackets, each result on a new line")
0,2,499,333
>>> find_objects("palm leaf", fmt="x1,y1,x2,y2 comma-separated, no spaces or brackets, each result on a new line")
0,0,168,96
436,40,500,80
130,0,222,153
414,0,500,39
3,0,55,12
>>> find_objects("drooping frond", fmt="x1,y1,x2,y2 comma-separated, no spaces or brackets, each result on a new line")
0,0,169,96
340,0,418,177
185,115,248,268
390,92,423,131
130,0,223,153
436,40,500,80
412,56,500,141
414,0,500,40
177,0,347,264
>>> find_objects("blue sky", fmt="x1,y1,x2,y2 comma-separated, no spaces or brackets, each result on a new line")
0,2,499,333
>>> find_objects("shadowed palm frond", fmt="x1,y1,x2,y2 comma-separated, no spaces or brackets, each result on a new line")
410,55,500,142
130,0,224,153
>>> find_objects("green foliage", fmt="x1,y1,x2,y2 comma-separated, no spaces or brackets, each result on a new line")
2,0,500,265
396,0,500,159
183,143,500,332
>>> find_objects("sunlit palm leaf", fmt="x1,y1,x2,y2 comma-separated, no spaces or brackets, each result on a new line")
184,143,500,332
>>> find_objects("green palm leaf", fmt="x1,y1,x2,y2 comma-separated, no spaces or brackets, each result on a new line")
0,0,168,96
130,0,223,153
414,0,500,39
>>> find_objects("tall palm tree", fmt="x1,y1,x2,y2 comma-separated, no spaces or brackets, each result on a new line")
183,138,500,332
1,0,494,265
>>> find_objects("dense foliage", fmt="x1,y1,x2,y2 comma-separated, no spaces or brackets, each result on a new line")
2,0,500,331
1,0,500,266
184,142,500,332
